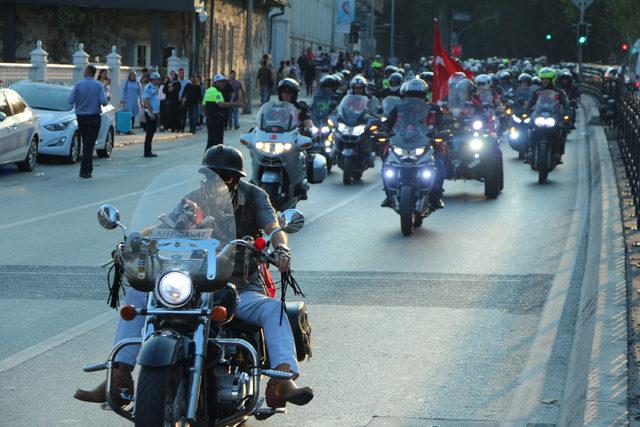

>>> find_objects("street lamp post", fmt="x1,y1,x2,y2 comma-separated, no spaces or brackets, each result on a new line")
390,0,395,58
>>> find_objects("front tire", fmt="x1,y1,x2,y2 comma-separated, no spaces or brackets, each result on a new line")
17,135,38,172
342,155,355,185
262,182,281,210
538,144,549,184
97,127,114,158
400,185,415,236
484,156,501,199
66,132,81,164
135,365,187,427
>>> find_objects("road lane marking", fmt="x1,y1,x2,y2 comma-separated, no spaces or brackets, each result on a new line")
0,310,117,373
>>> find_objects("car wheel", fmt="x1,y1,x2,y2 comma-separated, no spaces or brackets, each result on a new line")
17,135,38,172
66,132,81,164
97,127,114,158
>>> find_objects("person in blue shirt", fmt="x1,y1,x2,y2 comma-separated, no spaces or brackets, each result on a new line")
119,70,142,134
142,72,161,157
68,64,109,179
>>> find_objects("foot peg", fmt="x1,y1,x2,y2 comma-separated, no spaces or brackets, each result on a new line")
260,369,295,379
254,407,287,420
83,362,107,372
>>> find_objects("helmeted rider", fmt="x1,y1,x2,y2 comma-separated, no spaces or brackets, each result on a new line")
419,71,434,100
74,145,314,410
277,78,314,131
314,74,341,113
379,72,403,99
497,70,513,97
555,69,579,129
381,78,446,210
475,74,501,109
514,73,534,106
381,65,397,89
445,71,467,104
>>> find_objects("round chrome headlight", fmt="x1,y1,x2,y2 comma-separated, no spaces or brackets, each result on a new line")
155,270,194,308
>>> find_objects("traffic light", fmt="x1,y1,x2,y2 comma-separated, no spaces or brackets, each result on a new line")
350,22,360,44
578,23,588,45
622,42,629,52
545,33,552,41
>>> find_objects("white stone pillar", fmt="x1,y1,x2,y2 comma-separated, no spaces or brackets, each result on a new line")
106,45,121,106
167,49,182,76
29,40,48,81
72,43,90,83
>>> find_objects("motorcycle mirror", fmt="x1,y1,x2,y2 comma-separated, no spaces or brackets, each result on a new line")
297,136,313,150
97,204,121,230
278,209,305,234
240,133,251,146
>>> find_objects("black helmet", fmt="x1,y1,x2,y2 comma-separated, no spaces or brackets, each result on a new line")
384,65,397,75
341,69,351,80
490,74,500,86
497,70,511,81
277,78,300,101
419,71,434,83
202,144,246,177
389,72,403,89
400,77,428,98
517,73,532,84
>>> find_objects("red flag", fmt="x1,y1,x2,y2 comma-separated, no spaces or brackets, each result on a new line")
432,18,473,103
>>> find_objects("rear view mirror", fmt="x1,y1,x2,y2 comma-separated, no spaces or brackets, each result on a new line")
0,112,6,122
97,204,121,230
278,209,305,234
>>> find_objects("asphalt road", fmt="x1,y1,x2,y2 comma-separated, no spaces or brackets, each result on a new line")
0,107,585,426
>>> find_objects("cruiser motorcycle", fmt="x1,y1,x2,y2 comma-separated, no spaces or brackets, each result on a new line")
84,166,312,426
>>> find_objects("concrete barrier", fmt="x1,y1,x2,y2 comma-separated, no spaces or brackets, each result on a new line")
558,96,628,425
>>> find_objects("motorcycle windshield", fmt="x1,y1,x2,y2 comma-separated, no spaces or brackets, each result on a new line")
125,165,236,291
447,88,470,117
338,94,369,126
310,90,333,123
382,96,402,116
514,87,532,105
477,88,494,107
533,90,561,115
257,101,298,132
391,99,429,149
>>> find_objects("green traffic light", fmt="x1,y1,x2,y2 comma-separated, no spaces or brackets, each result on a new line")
578,36,587,44
545,34,552,40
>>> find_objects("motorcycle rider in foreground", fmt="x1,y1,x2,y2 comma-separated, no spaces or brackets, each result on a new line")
381,78,445,210
74,145,314,410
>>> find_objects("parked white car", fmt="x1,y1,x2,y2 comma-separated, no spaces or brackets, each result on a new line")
0,88,39,171
11,81,115,163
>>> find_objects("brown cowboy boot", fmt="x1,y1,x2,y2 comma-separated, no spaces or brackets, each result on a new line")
74,363,134,406
265,363,314,408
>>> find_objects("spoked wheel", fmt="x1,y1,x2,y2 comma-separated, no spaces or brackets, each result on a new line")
66,132,81,164
342,156,355,185
135,365,188,427
399,185,415,236
17,135,38,172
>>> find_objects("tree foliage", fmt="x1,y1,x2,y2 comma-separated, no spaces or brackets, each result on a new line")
390,0,640,63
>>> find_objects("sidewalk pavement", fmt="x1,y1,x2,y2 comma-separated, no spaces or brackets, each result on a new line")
114,129,193,148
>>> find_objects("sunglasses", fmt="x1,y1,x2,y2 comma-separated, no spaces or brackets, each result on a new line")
212,169,239,183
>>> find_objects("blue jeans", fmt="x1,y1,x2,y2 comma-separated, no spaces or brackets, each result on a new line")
187,104,198,133
227,107,239,128
260,84,271,104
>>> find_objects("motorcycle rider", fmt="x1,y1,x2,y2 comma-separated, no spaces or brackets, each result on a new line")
379,72,403,99
74,145,314,409
530,76,542,92
419,71,434,100
514,73,534,106
497,70,513,98
555,69,579,129
381,65,397,89
381,78,445,210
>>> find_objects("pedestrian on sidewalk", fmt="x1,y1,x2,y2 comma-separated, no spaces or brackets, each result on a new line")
68,64,108,179
181,74,202,134
227,70,245,130
97,69,111,101
142,72,161,157
177,68,189,131
119,71,142,133
158,75,169,132
257,60,273,105
164,71,181,132
203,74,244,150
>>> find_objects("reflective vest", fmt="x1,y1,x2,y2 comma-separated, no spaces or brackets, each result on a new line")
202,86,224,105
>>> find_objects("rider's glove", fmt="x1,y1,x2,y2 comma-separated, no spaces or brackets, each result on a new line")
273,244,292,273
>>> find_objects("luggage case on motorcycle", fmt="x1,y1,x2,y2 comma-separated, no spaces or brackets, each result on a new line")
285,301,312,361
115,111,132,134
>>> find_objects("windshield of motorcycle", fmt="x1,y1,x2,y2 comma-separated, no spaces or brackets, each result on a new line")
514,87,532,105
391,99,430,149
533,90,561,116
125,165,236,291
310,90,333,123
257,101,298,132
447,87,470,116
477,87,494,107
338,94,369,126
382,96,402,116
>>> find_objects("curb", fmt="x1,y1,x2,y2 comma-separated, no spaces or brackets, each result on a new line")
558,96,628,425
113,132,193,148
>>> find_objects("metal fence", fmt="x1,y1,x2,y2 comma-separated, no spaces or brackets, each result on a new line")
581,64,640,226
0,63,33,88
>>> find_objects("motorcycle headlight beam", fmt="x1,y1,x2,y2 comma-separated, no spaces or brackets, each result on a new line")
472,120,483,130
352,125,366,136
469,138,483,151
155,270,194,308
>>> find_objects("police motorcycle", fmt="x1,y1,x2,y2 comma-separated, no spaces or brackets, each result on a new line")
332,94,376,185
381,98,438,236
370,95,402,157
86,166,311,426
506,76,535,159
241,101,326,211
439,81,503,199
309,88,337,172
527,89,567,184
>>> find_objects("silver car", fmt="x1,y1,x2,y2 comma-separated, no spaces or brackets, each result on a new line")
0,88,39,172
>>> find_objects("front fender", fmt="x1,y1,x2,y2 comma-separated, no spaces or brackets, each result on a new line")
138,332,189,367
261,169,283,184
